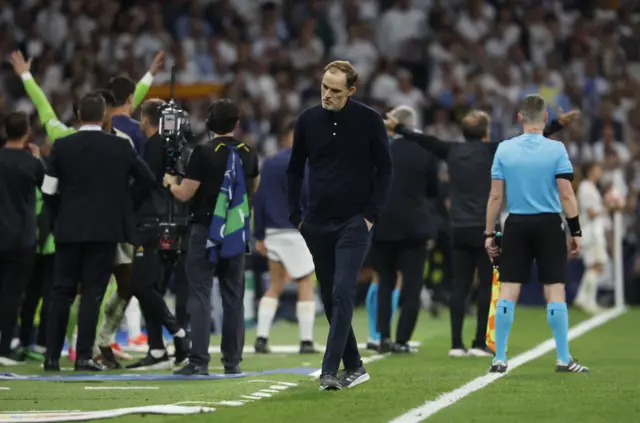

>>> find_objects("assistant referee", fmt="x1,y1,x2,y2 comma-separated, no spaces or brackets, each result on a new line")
484,94,589,374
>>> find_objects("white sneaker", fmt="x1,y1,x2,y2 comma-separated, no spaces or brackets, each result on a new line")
0,356,23,366
448,348,468,357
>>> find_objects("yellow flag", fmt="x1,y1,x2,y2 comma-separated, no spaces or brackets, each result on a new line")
486,266,501,353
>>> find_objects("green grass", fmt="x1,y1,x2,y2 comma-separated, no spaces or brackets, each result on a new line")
1,307,638,423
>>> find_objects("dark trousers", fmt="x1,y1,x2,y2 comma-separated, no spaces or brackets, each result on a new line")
301,215,370,375
371,240,428,344
170,256,189,330
0,247,36,355
131,226,185,351
19,253,54,348
450,227,492,349
47,242,116,361
184,224,245,368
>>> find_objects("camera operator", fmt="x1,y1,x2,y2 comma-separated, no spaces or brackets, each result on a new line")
0,111,44,364
126,99,190,370
163,99,260,376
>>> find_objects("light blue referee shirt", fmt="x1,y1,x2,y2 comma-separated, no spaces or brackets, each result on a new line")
491,133,573,214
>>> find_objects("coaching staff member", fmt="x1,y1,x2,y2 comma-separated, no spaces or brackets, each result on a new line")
41,93,155,372
372,105,438,355
485,94,588,373
385,108,576,358
287,61,393,391
0,111,44,363
163,99,260,376
125,99,190,371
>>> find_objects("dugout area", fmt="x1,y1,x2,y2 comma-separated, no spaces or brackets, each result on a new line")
0,308,639,423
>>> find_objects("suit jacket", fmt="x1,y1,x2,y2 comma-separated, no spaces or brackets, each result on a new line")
41,126,155,244
373,135,439,242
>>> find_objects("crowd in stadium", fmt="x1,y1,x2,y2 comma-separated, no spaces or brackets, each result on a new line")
1,0,640,368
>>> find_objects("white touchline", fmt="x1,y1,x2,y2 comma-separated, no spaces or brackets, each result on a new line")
84,386,159,390
390,306,628,423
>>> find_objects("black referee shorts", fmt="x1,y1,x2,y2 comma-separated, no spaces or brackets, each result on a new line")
499,213,567,284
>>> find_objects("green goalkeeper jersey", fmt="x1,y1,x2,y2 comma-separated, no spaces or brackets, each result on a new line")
23,73,153,254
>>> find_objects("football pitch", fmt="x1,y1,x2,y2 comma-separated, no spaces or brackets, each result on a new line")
1,308,638,423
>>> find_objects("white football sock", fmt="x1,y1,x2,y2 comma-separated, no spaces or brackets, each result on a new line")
578,269,600,308
125,297,142,339
296,301,316,342
256,297,278,339
97,292,128,347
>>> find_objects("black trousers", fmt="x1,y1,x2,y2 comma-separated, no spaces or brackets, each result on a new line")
184,224,245,368
131,226,186,351
450,227,492,349
301,215,369,375
19,253,54,348
47,242,116,361
0,247,36,355
371,240,428,344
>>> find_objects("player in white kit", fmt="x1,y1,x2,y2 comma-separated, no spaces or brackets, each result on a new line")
576,162,608,314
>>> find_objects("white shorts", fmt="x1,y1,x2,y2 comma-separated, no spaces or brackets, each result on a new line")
114,243,134,265
581,242,608,266
265,229,314,279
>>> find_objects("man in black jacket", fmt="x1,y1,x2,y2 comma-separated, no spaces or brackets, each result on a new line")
0,111,44,365
384,108,578,358
41,93,155,372
287,61,393,390
124,99,190,371
371,105,439,354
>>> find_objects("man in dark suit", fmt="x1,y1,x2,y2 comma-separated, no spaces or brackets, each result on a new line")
287,61,393,390
41,93,155,372
371,105,439,354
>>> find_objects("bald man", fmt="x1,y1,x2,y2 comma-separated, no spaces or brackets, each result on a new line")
370,105,439,353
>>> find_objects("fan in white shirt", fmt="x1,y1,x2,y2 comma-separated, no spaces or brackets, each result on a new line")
576,163,609,314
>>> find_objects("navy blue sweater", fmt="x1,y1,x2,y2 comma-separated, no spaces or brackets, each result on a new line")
286,99,393,226
253,148,308,240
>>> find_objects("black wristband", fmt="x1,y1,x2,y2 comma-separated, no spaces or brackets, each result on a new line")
484,231,495,239
566,215,582,237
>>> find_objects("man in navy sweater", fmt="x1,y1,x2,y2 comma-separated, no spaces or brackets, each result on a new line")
253,122,318,355
287,61,393,391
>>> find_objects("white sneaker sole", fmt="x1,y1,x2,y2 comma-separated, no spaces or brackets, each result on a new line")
344,373,370,388
448,349,469,358
129,360,172,371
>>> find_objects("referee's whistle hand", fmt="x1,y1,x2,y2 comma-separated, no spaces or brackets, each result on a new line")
568,237,582,256
484,238,500,259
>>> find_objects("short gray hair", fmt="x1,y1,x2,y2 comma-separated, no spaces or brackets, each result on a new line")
388,105,417,128
518,94,546,124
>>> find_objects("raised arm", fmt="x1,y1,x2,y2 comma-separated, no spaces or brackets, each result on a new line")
385,116,452,160
10,51,74,142
131,51,165,111
364,112,393,224
286,115,309,229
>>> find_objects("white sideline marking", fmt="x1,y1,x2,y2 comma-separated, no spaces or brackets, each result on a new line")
84,386,159,390
0,405,215,422
390,307,627,423
0,387,9,390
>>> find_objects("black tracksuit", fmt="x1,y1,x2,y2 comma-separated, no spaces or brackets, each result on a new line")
371,135,439,345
